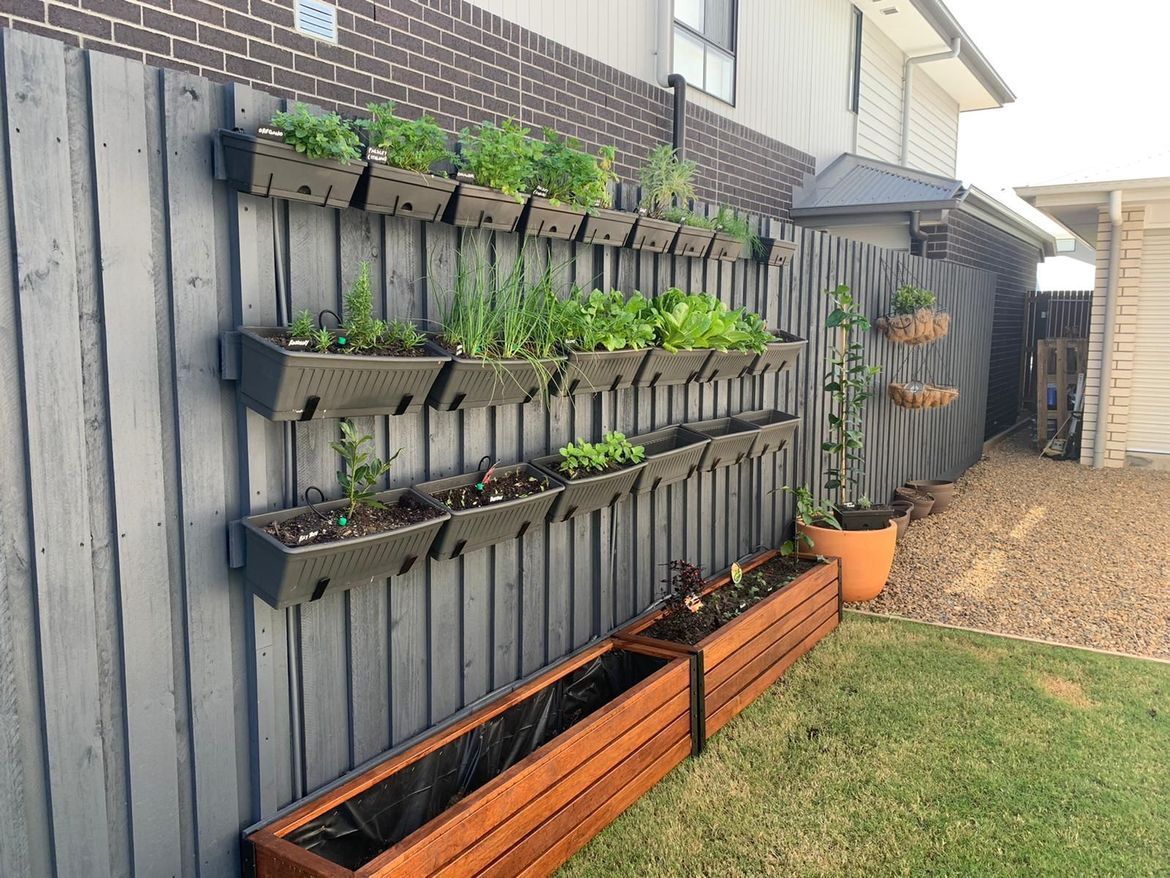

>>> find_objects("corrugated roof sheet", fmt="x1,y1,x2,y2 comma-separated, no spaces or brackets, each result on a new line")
793,153,966,212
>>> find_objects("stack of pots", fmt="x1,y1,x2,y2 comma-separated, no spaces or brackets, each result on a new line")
890,499,914,540
893,486,934,520
906,479,955,513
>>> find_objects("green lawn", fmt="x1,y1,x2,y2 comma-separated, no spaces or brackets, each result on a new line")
560,614,1170,878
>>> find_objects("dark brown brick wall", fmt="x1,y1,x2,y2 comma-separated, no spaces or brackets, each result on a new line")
2,0,816,217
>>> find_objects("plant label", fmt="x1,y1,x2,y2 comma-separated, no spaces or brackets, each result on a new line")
366,146,388,165
533,185,549,198
257,126,286,143
287,338,310,348
684,594,703,613
456,170,476,183
730,562,743,584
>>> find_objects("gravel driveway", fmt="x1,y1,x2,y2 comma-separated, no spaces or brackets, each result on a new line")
856,434,1170,659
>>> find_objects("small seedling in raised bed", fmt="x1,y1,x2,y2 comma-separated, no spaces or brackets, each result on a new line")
269,103,362,163
330,420,402,526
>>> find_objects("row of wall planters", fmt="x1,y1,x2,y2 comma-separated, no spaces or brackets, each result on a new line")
240,412,800,608
246,556,840,877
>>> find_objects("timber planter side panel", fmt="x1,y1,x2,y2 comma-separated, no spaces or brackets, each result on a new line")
555,347,649,395
218,129,362,208
628,216,680,253
237,328,450,420
633,347,712,388
522,196,587,240
733,409,800,458
629,426,710,494
443,182,528,232
530,453,648,522
688,417,760,472
349,163,457,221
241,487,450,609
614,551,841,738
671,225,716,259
578,207,637,247
425,352,566,411
246,640,694,878
749,331,807,376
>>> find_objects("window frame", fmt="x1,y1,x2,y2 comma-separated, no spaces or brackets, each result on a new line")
848,5,863,114
672,0,738,106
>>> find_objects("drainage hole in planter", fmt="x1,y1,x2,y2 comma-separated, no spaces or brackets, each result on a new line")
297,185,312,196
402,202,413,211
484,214,494,224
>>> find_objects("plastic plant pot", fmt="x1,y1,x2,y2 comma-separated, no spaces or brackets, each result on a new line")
349,163,457,221
218,129,363,208
555,348,649,396
628,216,680,253
731,410,800,458
530,453,648,522
708,231,744,262
748,331,807,376
671,225,716,258
521,196,587,240
906,479,955,513
632,348,713,388
758,237,799,268
628,426,710,494
697,349,758,383
425,351,566,411
443,182,527,232
835,504,894,532
893,486,935,520
578,207,637,247
687,417,760,472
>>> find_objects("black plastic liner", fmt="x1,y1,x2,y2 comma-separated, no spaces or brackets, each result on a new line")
287,648,666,870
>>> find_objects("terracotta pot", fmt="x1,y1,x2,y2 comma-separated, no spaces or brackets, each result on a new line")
906,479,955,513
893,486,934,520
891,507,911,541
797,521,896,602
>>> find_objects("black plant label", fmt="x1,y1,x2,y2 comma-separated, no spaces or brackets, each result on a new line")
287,338,310,348
366,146,388,165
456,170,476,183
257,126,286,143
533,185,549,198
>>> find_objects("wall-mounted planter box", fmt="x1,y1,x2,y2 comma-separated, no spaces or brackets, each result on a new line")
578,207,637,247
732,409,800,458
443,182,527,232
522,196,587,240
556,347,648,395
531,453,647,522
749,330,807,376
629,216,680,253
708,231,744,263
217,129,363,208
671,225,716,259
246,639,695,878
757,237,799,268
629,426,709,494
425,351,565,411
614,550,840,739
688,417,760,472
633,347,712,388
349,163,457,221
237,328,451,421
698,349,758,383
240,487,450,609
417,463,563,559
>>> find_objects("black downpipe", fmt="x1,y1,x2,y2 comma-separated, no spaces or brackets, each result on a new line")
667,73,687,159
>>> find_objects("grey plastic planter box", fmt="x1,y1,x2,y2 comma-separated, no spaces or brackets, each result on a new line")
749,331,807,376
522,196,587,240
628,217,680,253
629,426,710,494
633,348,712,388
217,129,362,208
241,487,450,609
350,163,457,221
688,417,760,472
556,348,649,395
671,225,716,259
708,232,744,262
417,463,564,559
759,237,799,268
698,349,758,383
237,328,451,421
530,454,647,521
578,207,637,247
425,351,565,411
732,410,800,458
443,182,527,232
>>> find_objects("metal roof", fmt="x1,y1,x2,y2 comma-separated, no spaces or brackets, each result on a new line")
791,154,966,216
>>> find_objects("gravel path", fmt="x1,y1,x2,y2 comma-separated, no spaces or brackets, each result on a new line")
855,434,1170,659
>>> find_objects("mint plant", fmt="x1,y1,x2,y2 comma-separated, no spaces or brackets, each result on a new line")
638,145,697,218
331,420,403,525
354,101,453,173
559,288,656,352
456,119,540,199
557,431,645,479
269,103,361,163
527,130,619,210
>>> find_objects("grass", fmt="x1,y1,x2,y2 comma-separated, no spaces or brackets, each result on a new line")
559,614,1170,878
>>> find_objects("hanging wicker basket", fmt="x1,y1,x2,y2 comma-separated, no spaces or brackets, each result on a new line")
877,307,950,345
888,381,960,410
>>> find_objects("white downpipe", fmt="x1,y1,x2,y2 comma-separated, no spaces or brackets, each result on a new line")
900,37,961,166
1093,190,1124,468
655,0,675,87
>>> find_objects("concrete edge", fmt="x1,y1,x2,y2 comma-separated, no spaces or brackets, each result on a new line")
982,418,1030,453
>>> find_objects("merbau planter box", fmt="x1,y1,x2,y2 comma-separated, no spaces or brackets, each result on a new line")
349,163,457,221
633,347,712,388
629,426,710,494
217,129,362,208
530,454,648,522
758,237,799,268
614,550,841,739
708,231,744,263
443,182,527,232
628,216,680,253
749,331,807,376
240,487,450,609
732,409,800,458
687,417,760,472
522,196,587,240
425,352,565,411
578,207,637,247
238,329,451,420
671,225,716,259
555,347,649,395
697,349,758,383
246,639,695,878
417,463,564,560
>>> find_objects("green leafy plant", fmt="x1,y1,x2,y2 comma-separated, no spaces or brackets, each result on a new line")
559,288,656,352
383,319,426,351
269,103,361,163
289,309,314,339
646,289,764,353
341,262,387,352
527,130,618,211
713,205,761,253
311,327,334,353
892,285,936,315
638,145,697,218
662,205,716,229
557,431,645,479
731,310,776,354
354,101,453,173
780,485,840,556
330,420,403,524
455,119,540,200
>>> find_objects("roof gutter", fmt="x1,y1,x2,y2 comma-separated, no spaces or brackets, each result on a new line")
1093,190,1123,468
900,37,961,166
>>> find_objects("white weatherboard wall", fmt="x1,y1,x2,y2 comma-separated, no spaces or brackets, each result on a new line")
1131,228,1170,454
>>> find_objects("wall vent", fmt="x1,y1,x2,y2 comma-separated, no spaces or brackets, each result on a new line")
295,0,338,42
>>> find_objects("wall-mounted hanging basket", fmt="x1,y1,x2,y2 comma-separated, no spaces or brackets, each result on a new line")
876,307,950,345
888,381,960,410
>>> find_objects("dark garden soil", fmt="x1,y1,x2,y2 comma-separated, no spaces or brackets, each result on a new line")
265,496,444,547
431,471,551,510
643,556,817,646
273,333,429,357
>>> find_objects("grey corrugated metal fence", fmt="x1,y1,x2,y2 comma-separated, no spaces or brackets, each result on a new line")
0,31,995,878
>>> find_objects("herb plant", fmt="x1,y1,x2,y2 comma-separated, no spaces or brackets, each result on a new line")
713,205,761,253
354,101,453,173
662,205,716,229
780,486,840,556
892,285,936,314
559,288,656,352
557,431,645,479
331,420,403,524
311,327,334,354
456,119,540,200
646,289,765,353
527,130,618,211
289,309,314,339
638,145,697,218
342,262,387,352
269,103,362,163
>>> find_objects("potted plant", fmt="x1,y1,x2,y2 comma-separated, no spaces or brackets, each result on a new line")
795,285,896,602
218,102,363,208
246,639,694,877
348,101,456,221
554,288,655,395
707,206,760,262
627,425,710,494
663,206,717,258
445,119,538,231
613,551,840,739
755,235,799,268
240,421,450,608
632,290,727,387
522,130,620,241
733,409,800,458
697,308,775,382
531,431,648,521
686,417,760,471
888,381,960,409
876,284,950,345
237,262,450,420
630,145,690,252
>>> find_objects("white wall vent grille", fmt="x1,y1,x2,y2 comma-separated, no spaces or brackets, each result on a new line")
295,0,338,43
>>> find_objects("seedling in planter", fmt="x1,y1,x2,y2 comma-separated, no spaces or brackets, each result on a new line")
474,457,498,496
663,559,706,614
311,327,334,354
268,103,362,163
289,309,315,340
342,262,387,352
455,119,540,199
779,485,839,556
557,432,645,479
330,420,402,526
661,205,716,229
638,145,697,218
354,101,453,173
559,288,656,352
712,205,761,254
892,284,936,314
527,129,619,211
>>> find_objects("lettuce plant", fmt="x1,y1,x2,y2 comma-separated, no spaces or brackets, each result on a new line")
646,289,765,352
558,431,645,479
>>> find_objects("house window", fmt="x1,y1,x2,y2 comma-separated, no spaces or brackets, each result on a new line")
673,0,737,104
848,5,863,113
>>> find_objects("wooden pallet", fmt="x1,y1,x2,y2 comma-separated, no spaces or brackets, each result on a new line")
1035,338,1088,444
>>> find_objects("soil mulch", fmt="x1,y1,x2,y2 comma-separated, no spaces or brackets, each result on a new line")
431,471,550,510
644,556,816,646
274,333,428,357
266,495,444,547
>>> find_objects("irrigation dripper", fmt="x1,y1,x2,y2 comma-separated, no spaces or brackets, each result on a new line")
475,455,497,493
318,308,347,347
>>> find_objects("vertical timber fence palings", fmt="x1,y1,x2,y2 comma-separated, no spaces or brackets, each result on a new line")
0,36,997,877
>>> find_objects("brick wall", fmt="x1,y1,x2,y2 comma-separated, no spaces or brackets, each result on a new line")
915,209,1042,438
1,0,815,217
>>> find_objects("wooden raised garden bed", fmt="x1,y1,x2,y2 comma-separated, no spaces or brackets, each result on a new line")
633,347,712,388
443,182,528,232
629,426,709,494
218,129,363,209
425,351,565,411
671,225,716,259
748,330,806,376
522,196,586,240
628,216,679,253
349,161,457,221
246,639,696,878
578,208,637,247
555,347,648,395
530,452,648,522
614,550,841,738
732,409,799,458
687,417,759,472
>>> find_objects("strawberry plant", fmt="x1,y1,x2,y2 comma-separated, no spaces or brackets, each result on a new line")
269,103,361,163
354,101,453,173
